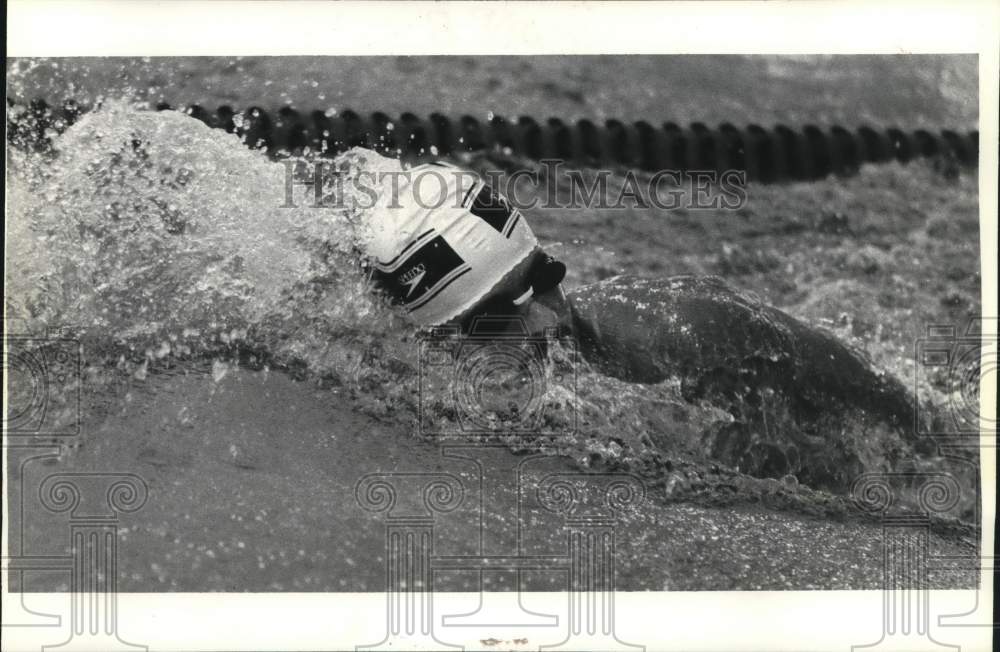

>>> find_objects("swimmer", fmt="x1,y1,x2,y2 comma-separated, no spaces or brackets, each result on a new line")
17,108,923,492
363,156,921,488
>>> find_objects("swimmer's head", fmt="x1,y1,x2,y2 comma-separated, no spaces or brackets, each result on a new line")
450,247,570,336
360,156,566,333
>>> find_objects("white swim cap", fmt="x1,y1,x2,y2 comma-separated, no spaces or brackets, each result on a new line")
362,158,538,326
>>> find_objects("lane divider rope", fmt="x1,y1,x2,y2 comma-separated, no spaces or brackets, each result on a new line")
8,99,979,182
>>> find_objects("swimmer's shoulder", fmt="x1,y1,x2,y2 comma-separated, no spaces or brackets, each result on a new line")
565,274,738,304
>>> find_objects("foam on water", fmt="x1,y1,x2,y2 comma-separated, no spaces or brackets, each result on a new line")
7,102,417,375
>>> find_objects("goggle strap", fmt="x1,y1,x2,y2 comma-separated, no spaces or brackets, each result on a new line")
512,287,535,306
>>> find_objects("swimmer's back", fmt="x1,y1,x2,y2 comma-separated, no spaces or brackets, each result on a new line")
565,274,916,434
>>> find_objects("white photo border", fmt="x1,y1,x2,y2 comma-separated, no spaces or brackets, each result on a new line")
5,1,998,651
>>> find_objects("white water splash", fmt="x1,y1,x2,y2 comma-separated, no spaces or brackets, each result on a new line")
6,102,413,380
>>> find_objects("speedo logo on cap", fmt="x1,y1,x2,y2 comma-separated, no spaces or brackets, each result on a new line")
399,263,427,297
371,229,471,311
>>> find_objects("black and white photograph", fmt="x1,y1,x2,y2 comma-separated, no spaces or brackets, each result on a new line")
4,2,997,651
